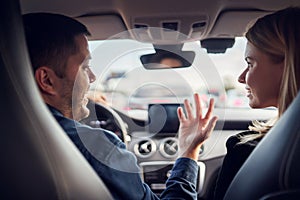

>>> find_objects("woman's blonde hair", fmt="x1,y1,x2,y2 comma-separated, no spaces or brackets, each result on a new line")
239,7,300,143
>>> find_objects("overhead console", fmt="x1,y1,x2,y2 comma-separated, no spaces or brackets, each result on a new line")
130,14,208,44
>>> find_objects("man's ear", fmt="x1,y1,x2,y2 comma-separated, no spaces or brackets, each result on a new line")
34,67,58,95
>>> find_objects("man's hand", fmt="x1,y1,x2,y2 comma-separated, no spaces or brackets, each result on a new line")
177,93,218,161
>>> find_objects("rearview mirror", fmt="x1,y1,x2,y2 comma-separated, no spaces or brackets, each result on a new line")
140,44,195,69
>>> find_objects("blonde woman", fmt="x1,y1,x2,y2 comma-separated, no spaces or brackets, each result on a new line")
177,7,300,200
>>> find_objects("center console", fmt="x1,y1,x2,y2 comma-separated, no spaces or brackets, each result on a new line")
140,161,206,195
128,103,205,195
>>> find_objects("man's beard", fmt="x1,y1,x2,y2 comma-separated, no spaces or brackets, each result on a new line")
71,90,90,121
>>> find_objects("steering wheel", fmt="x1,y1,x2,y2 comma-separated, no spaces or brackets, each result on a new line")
81,100,128,145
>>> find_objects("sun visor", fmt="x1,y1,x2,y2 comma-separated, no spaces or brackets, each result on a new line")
77,15,129,40
209,10,271,38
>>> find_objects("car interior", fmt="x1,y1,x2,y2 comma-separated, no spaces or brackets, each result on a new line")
1,0,300,199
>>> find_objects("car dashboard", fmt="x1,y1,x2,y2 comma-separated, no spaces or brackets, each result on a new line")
105,103,276,198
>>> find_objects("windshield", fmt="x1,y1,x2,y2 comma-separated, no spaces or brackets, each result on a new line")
88,37,275,120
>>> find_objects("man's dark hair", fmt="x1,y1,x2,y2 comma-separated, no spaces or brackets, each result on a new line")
23,13,91,77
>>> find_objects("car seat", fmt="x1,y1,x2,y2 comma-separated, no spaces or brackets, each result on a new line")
0,0,112,199
224,92,300,199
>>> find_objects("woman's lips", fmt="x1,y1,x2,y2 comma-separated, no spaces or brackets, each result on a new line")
83,94,89,105
245,87,251,98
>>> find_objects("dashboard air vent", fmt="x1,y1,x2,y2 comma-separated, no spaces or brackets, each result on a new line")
159,138,178,158
134,139,156,158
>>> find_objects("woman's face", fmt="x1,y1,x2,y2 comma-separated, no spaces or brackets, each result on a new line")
238,41,284,108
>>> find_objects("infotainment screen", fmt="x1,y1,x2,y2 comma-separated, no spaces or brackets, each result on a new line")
148,103,183,134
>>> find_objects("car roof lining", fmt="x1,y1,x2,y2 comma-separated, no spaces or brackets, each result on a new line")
20,0,300,42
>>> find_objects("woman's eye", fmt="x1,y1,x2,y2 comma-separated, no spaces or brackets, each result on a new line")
83,65,90,71
247,62,252,68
